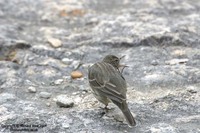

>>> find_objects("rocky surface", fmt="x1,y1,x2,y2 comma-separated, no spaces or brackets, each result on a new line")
0,0,200,132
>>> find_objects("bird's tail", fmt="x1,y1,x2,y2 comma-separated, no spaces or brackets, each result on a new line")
112,100,136,126
121,107,136,127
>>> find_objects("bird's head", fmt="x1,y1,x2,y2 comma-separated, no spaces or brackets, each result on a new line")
103,55,127,70
103,55,120,68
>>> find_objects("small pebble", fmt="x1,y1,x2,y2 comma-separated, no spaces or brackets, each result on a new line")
56,95,74,108
62,123,70,129
71,71,83,79
28,86,37,93
187,86,198,94
188,89,197,94
54,79,64,85
39,92,51,99
172,50,185,56
15,40,29,46
62,58,73,65
72,92,79,95
151,60,159,66
47,37,62,48
46,103,51,107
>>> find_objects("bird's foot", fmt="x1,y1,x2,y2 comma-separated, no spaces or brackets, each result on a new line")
99,105,112,113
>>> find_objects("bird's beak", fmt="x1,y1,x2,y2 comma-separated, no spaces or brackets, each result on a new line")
119,55,126,60
119,55,128,68
118,55,128,73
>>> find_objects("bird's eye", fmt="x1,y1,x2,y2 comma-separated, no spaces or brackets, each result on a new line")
114,59,119,63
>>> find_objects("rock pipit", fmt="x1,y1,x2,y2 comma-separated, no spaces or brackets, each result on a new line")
88,55,136,126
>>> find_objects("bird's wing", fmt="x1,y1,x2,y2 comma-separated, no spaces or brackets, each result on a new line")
88,62,126,102
89,78,126,103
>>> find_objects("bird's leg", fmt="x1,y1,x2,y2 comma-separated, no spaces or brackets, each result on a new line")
103,105,109,113
104,105,109,110
99,104,108,118
102,104,113,113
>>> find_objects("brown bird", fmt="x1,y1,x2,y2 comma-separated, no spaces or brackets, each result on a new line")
88,55,136,126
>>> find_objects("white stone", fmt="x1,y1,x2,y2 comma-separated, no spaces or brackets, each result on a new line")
54,79,64,85
47,37,62,48
28,86,37,93
61,58,73,65
39,92,51,99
